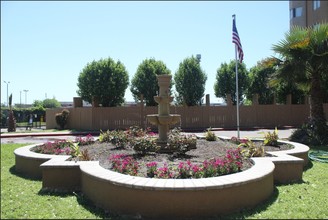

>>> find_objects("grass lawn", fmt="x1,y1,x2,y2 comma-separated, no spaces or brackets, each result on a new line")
1,143,328,219
1,143,111,219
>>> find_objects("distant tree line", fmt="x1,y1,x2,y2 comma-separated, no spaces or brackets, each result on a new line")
76,23,328,145
1,107,46,127
0,98,62,127
76,55,327,108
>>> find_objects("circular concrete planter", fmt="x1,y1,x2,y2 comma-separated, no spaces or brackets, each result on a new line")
14,138,309,219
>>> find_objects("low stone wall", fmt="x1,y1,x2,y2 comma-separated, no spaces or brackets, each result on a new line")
79,158,274,219
14,144,70,179
13,139,309,218
267,140,309,183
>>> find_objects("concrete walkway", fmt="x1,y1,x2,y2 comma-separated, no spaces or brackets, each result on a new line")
1,126,295,144
1,126,94,144
205,128,295,139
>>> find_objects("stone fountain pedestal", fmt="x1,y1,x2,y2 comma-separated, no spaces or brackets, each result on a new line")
147,75,181,149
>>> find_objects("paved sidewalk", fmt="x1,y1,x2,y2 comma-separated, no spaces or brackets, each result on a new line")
1,126,295,144
200,128,295,139
1,126,96,144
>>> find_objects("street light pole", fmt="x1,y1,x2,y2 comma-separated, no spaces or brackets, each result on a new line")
4,81,10,107
20,91,22,108
23,89,29,107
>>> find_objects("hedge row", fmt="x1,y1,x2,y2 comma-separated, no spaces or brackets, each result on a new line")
1,107,46,127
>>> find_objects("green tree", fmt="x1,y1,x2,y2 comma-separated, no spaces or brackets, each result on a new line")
273,80,306,104
245,57,305,104
32,100,44,108
42,98,61,108
77,57,129,107
272,24,328,145
246,58,275,104
214,60,248,105
130,58,171,106
174,56,207,106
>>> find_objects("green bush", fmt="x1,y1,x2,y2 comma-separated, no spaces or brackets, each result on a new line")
263,127,279,146
55,109,70,129
130,136,159,155
166,127,197,155
1,109,7,127
290,119,328,146
99,129,129,148
238,138,265,158
125,126,150,137
98,130,111,142
205,128,217,141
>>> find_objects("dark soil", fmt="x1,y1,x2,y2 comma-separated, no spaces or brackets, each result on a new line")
76,138,293,178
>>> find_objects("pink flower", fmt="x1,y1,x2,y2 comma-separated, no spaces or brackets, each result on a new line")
192,164,201,173
146,161,158,168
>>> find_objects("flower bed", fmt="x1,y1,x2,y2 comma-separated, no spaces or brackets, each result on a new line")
14,128,309,219
107,147,244,179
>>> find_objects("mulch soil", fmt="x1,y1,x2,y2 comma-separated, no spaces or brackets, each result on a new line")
77,138,293,178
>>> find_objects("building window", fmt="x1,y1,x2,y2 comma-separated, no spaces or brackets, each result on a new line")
290,7,302,19
313,0,320,10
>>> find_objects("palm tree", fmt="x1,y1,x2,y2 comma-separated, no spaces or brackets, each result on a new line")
271,23,328,145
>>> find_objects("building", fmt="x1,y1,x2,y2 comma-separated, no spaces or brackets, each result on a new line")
290,0,328,28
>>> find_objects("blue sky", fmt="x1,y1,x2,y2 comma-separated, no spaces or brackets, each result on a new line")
1,1,289,105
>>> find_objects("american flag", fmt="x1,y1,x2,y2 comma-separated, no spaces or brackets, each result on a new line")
232,16,244,63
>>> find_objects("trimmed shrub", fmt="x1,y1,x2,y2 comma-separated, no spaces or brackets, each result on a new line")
55,109,70,129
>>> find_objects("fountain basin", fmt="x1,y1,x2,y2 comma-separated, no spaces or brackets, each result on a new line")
147,114,181,125
154,96,174,104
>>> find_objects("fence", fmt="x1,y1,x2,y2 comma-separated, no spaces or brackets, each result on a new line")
46,97,328,131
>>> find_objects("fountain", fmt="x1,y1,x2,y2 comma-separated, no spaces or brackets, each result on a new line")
147,75,181,149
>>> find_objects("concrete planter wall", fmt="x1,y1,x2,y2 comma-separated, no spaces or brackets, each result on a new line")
14,139,309,219
14,143,70,179
79,159,274,219
217,137,309,184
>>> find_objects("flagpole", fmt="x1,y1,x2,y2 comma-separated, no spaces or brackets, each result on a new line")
233,14,240,139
